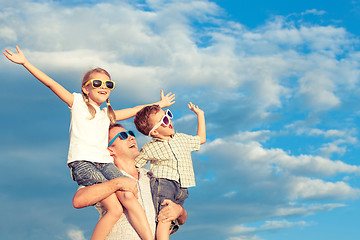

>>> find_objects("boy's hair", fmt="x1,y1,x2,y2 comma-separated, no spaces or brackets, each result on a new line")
81,68,116,125
134,105,161,136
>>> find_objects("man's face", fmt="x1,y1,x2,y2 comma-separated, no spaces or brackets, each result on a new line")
108,126,140,161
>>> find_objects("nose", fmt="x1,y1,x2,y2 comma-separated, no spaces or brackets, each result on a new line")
100,82,107,89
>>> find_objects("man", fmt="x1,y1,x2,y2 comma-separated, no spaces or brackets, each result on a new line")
72,123,187,239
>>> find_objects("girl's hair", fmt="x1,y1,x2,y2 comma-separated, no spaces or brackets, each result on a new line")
81,68,116,125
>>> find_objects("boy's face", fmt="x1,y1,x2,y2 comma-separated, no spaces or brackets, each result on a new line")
149,109,175,140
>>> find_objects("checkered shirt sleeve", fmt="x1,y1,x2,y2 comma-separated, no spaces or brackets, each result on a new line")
135,133,200,188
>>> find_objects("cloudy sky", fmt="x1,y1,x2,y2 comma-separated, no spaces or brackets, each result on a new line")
1,0,360,239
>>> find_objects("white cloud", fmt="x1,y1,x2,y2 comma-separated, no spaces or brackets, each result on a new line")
67,229,86,240
2,0,359,119
202,134,360,178
195,132,360,227
230,220,310,234
273,203,345,217
290,178,360,200
2,1,360,240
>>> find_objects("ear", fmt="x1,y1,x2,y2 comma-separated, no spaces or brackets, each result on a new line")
151,129,159,137
107,147,115,157
82,85,89,95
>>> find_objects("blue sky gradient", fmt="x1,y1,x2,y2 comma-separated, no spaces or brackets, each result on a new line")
1,0,360,239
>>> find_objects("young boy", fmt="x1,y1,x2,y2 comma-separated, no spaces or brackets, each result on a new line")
134,102,206,240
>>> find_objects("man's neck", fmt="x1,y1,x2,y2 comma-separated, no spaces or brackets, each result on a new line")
114,157,139,180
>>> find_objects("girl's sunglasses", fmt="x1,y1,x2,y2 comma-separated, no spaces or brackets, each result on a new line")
108,130,135,147
84,79,115,90
148,109,173,137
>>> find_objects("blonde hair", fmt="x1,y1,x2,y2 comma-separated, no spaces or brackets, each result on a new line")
81,68,116,125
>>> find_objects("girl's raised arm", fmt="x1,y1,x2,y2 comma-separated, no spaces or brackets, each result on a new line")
114,90,175,121
3,46,74,107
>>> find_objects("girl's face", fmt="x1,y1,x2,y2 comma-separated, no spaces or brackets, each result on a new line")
82,72,112,107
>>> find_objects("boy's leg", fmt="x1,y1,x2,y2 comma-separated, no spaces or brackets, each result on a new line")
91,193,123,240
116,191,154,240
150,178,179,239
156,221,172,240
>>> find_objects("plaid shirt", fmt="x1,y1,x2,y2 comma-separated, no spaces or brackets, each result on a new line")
135,133,201,188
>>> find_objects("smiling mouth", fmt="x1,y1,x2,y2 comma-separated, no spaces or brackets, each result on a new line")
98,91,108,95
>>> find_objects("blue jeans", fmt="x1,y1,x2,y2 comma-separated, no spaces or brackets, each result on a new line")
148,172,189,235
69,160,126,187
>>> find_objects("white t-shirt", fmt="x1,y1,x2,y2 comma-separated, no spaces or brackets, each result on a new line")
67,93,113,164
95,168,156,240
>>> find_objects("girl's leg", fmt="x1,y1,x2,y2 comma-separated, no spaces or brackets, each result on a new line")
155,221,171,240
91,193,123,240
117,191,154,240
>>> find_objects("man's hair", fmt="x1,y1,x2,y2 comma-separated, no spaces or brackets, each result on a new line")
134,105,161,136
109,123,124,131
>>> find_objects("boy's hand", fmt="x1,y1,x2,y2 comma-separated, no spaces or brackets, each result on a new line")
3,46,27,65
188,102,204,115
159,90,175,108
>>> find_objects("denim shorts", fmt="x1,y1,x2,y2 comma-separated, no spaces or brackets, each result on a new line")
68,160,126,187
148,173,189,234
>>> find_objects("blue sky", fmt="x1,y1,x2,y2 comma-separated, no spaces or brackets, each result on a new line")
1,0,360,239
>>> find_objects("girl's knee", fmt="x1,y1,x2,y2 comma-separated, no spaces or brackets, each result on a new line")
106,203,123,219
118,191,137,202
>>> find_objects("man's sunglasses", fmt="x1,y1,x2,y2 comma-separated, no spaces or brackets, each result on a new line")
148,109,173,137
84,79,115,90
108,130,135,147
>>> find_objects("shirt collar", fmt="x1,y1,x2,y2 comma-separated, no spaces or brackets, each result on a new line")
151,132,177,142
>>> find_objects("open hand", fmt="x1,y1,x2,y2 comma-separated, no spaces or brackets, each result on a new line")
159,90,175,108
3,46,27,65
188,102,203,115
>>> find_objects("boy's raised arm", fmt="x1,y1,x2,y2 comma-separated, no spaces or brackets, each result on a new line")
3,46,74,107
188,102,206,144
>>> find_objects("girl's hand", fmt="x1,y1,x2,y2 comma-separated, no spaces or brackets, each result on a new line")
159,90,175,108
188,102,204,115
3,45,27,65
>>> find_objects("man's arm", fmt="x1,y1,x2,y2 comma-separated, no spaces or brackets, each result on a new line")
157,199,188,225
72,177,138,209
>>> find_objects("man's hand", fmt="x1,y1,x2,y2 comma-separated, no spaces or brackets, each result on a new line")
157,199,186,223
114,177,138,198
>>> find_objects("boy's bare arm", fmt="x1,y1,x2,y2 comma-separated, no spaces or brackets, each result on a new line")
72,177,138,209
188,102,206,144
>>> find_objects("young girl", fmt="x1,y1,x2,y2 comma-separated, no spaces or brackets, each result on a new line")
3,46,175,240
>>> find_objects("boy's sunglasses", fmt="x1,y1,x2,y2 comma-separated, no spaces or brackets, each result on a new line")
148,109,173,137
84,79,115,90
108,130,135,147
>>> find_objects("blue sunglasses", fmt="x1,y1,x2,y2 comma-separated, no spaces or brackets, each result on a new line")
108,130,135,147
